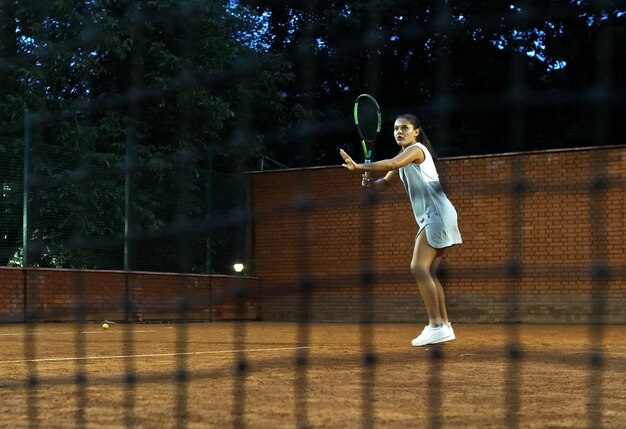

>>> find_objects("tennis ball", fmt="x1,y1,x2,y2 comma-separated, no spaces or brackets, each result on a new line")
102,323,109,330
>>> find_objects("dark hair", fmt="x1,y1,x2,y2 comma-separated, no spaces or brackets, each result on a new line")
395,113,436,161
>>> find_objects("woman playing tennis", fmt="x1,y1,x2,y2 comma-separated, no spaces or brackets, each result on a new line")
340,114,462,346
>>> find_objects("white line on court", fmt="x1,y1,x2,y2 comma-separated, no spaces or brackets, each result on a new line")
0,330,159,336
1,346,312,364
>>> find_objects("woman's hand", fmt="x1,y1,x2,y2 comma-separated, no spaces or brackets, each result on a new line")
339,149,358,171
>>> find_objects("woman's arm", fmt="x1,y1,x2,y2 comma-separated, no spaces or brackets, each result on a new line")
340,145,424,173
373,170,399,189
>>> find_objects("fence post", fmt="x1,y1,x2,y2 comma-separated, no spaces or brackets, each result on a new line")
124,126,136,272
22,108,31,268
206,146,213,274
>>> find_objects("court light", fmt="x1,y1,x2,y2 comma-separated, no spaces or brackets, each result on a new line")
233,263,244,273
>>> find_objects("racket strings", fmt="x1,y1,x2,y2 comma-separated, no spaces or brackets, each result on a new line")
355,101,381,143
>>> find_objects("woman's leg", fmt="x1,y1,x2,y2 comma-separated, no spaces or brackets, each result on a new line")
410,230,442,327
430,255,449,325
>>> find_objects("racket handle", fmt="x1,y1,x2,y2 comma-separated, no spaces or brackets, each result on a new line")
361,159,371,187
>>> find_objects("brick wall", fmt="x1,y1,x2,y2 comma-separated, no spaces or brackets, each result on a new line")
0,267,258,322
247,146,626,323
1,146,623,325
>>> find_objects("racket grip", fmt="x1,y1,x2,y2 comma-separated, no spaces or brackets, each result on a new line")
361,159,371,187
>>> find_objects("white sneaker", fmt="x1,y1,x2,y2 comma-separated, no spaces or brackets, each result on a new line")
411,325,431,347
411,324,452,347
431,322,455,344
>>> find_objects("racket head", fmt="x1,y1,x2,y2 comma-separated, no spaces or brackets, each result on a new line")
353,93,381,160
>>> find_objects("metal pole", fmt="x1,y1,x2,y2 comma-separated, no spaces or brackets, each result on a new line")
22,108,31,267
205,146,213,274
124,126,135,271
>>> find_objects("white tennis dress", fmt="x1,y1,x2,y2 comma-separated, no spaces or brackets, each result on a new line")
398,143,462,249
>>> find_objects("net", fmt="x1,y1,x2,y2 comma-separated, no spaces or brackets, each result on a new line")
0,1,624,428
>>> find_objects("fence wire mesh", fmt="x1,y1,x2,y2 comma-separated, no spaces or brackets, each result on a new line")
0,1,625,428
0,133,246,274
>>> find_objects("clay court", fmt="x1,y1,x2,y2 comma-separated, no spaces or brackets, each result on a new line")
1,322,624,428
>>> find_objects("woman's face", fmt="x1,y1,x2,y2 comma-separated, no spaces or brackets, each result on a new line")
394,118,419,148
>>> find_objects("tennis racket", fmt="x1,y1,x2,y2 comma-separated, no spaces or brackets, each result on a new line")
353,93,381,187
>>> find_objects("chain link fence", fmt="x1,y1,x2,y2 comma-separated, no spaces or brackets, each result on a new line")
1,114,247,275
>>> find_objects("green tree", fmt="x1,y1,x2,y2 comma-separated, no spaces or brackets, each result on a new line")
240,0,625,164
0,0,294,270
